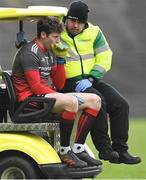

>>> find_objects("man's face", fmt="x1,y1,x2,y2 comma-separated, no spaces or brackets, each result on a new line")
66,19,85,35
41,32,60,50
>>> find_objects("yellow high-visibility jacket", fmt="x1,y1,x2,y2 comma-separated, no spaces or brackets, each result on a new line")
61,23,112,80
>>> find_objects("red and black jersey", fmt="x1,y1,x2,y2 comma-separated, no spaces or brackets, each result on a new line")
12,38,65,102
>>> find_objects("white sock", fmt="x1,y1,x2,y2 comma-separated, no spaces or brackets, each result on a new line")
59,146,71,155
72,143,85,154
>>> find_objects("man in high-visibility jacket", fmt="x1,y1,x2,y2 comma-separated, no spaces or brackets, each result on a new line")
60,1,141,164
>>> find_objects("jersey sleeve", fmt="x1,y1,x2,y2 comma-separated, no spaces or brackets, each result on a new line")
24,70,55,94
51,64,66,89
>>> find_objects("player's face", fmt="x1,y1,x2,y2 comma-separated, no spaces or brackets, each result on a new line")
41,32,60,50
66,19,85,35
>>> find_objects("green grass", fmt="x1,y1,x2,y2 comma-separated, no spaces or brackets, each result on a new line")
86,119,146,179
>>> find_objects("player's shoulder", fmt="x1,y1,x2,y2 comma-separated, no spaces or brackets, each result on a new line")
20,40,38,55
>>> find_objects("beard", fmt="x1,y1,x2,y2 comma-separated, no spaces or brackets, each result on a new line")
69,28,80,35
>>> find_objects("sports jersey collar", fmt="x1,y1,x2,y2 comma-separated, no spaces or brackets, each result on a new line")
34,38,47,53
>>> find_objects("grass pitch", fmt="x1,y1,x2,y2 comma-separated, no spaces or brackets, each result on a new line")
86,119,146,179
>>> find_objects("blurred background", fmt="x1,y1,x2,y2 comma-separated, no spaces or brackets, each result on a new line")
0,1,146,179
0,0,146,117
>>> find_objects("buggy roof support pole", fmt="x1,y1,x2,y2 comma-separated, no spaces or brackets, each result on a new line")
19,20,23,32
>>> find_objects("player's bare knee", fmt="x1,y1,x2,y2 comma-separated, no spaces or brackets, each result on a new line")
65,95,78,112
90,94,101,111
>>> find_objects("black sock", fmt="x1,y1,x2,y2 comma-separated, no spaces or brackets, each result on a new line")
60,110,76,147
75,108,99,144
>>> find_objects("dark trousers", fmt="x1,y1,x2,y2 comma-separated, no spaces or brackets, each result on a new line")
61,79,129,153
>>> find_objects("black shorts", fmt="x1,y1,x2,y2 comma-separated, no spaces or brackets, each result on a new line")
19,94,45,110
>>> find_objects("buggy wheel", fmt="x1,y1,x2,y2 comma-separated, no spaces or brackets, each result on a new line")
0,154,40,179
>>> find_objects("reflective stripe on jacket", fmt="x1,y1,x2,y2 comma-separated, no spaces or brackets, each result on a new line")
61,23,112,79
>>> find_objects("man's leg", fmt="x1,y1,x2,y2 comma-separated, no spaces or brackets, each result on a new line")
61,80,112,151
68,92,102,166
45,93,87,167
61,81,119,161
85,87,119,161
73,108,102,166
93,80,141,164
